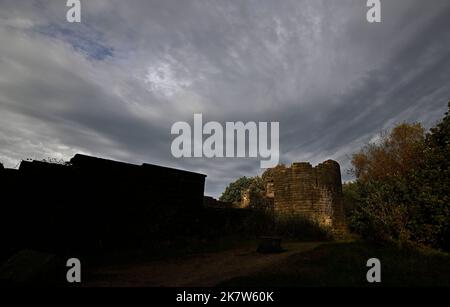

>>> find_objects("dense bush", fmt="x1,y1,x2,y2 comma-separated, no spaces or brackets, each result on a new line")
346,103,450,251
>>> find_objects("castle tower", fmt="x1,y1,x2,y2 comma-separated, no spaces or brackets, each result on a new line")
272,160,347,238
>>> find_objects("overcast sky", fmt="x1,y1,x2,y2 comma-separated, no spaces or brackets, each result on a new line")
0,0,449,197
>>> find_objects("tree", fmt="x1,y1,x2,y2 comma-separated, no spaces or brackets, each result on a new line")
219,176,255,203
410,102,450,249
347,105,450,250
351,123,425,181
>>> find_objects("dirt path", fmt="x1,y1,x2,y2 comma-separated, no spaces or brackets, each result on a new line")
85,242,323,287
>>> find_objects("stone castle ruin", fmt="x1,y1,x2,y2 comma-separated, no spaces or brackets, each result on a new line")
272,160,347,237
0,154,347,263
238,160,347,238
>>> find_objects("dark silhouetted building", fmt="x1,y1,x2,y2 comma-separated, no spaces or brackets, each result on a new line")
0,154,206,257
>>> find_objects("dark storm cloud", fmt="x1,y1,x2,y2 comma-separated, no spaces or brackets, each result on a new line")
0,0,449,196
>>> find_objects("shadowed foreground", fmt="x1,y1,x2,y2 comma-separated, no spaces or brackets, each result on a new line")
85,242,322,287
219,242,450,287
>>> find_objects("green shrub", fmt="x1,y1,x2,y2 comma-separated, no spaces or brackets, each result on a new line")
346,103,450,251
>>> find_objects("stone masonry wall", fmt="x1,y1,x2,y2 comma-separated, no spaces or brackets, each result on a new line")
273,160,347,238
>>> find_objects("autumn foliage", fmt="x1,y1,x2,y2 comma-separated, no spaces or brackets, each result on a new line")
351,123,425,182
346,103,450,251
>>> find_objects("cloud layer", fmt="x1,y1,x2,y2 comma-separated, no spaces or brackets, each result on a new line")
1,0,449,197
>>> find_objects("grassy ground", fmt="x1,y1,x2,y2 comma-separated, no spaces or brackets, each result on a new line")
218,241,450,287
